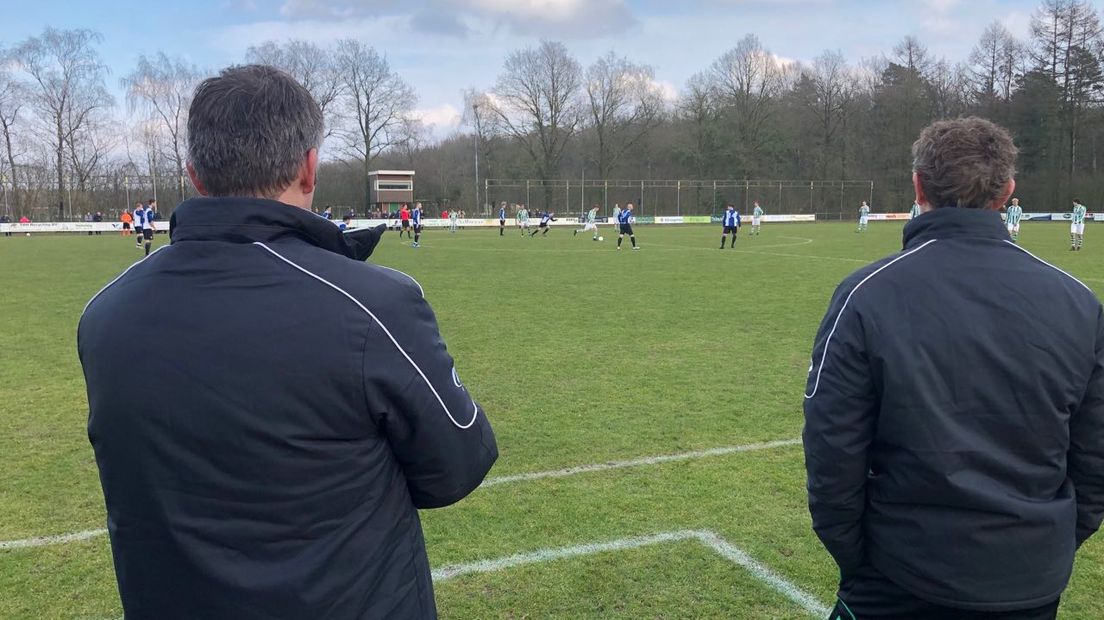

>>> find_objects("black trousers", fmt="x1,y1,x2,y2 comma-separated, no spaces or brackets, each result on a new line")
831,563,1059,620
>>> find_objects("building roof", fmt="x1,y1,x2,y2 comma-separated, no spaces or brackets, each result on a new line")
367,170,416,176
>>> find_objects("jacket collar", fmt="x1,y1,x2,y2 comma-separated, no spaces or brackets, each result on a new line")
169,197,358,258
902,207,1008,249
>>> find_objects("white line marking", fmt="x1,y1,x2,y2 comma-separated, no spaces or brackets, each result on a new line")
0,439,802,549
0,528,108,550
696,530,830,616
432,529,830,618
805,240,938,399
253,242,479,430
481,438,802,487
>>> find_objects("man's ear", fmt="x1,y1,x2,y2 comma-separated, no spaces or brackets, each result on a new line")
993,178,1015,211
912,171,930,210
300,148,319,196
186,163,208,196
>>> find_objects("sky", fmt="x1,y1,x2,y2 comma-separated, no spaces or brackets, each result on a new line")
2,0,1042,140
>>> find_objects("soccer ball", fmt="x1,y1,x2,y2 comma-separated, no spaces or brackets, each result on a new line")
598,236,604,242
25,232,30,237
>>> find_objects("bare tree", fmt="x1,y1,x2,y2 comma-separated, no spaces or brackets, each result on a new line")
246,40,342,133
970,22,1024,110
708,35,786,171
676,72,718,180
1031,0,1104,182
123,53,201,204
333,40,416,208
894,35,934,76
491,40,582,186
0,49,25,215
584,52,666,180
12,28,113,219
801,50,854,178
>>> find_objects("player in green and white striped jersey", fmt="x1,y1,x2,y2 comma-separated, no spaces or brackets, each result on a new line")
751,201,764,236
517,205,530,235
910,201,922,220
1005,198,1023,243
574,204,601,240
857,202,871,232
1071,199,1088,251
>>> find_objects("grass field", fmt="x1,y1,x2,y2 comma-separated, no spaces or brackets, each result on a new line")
1,221,1103,619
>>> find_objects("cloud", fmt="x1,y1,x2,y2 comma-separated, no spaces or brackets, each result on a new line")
413,103,463,133
277,0,637,39
280,0,403,18
440,0,638,38
410,9,471,37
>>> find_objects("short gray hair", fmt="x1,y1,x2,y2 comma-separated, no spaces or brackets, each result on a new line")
187,65,324,199
912,117,1017,210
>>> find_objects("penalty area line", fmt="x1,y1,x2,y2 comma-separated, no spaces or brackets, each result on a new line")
0,438,802,550
431,528,830,618
481,438,802,487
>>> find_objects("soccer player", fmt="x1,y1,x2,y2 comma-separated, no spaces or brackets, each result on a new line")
449,209,459,233
339,214,353,231
720,204,741,249
516,205,530,235
910,200,922,220
751,201,764,236
574,204,601,240
612,203,621,228
399,203,411,239
133,202,145,247
498,202,507,236
857,201,871,232
142,200,156,256
411,202,423,247
530,210,556,236
1005,198,1023,243
616,203,639,250
121,207,134,237
1071,199,1087,251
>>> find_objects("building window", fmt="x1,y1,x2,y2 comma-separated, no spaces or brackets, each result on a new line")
376,181,412,191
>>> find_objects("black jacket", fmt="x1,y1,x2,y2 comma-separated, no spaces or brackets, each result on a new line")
803,207,1104,611
79,197,497,619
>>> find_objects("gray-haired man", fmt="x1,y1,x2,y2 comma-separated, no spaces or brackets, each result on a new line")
805,117,1104,619
79,65,497,620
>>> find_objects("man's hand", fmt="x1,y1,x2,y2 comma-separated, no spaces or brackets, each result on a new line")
343,224,388,261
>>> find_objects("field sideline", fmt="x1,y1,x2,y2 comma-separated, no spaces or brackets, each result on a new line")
1,222,1102,619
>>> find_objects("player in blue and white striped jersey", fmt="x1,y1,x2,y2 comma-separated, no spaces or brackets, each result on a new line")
529,210,556,236
720,204,741,249
616,203,639,250
498,202,507,236
142,200,157,256
133,201,146,248
411,202,424,247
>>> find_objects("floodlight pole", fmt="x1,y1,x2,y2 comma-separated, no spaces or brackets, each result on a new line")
472,102,480,214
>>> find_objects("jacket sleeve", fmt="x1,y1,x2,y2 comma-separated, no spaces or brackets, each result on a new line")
1071,307,1104,548
803,277,879,576
367,283,498,510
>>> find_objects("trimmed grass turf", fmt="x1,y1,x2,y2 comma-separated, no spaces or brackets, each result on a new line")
0,222,1102,618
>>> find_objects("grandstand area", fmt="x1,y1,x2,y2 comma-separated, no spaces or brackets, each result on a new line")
2,221,1103,618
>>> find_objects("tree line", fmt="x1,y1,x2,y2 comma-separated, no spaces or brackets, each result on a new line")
0,0,1101,220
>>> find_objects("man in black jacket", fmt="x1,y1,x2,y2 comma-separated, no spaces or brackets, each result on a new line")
79,65,497,619
804,117,1104,619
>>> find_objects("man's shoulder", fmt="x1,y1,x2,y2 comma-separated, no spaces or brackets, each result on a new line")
833,245,935,303
271,243,424,304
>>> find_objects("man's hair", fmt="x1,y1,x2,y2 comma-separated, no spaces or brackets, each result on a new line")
912,117,1018,210
1074,198,1083,204
187,64,324,199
